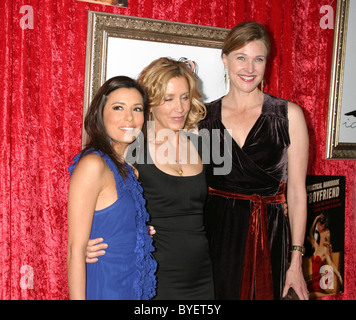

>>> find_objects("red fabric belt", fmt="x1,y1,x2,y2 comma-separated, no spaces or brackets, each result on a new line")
208,183,286,300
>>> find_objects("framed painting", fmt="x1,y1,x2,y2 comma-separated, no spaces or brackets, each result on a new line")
326,0,356,159
83,11,230,143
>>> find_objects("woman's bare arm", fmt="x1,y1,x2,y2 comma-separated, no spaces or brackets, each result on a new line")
283,102,309,300
67,154,105,299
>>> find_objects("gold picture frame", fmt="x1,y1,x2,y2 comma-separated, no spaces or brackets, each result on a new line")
326,0,356,159
83,11,230,144
77,0,128,8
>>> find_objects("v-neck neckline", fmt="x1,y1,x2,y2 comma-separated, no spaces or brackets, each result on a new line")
219,94,266,150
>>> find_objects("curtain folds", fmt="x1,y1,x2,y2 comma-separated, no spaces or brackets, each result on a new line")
0,0,354,300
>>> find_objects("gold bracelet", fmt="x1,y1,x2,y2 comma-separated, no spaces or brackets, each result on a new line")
291,245,305,256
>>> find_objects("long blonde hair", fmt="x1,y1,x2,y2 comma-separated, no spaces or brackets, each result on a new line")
137,57,206,130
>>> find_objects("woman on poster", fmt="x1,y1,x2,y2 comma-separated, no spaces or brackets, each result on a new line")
307,214,343,294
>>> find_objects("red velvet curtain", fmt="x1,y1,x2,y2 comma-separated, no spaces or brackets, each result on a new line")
0,0,354,300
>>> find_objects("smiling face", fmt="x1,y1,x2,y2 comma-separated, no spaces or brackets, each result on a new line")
150,76,190,133
223,40,267,94
103,87,145,154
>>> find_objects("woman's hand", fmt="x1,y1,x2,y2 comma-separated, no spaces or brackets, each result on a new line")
85,226,156,263
282,254,309,300
148,225,156,238
86,238,108,263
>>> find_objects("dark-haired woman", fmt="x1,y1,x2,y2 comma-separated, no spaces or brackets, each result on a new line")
66,76,156,300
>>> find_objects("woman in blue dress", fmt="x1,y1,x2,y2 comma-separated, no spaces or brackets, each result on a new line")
66,76,156,300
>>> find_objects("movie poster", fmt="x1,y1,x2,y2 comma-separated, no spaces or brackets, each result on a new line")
303,175,345,299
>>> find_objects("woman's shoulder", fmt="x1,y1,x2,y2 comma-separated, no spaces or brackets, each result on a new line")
69,149,107,177
263,93,289,118
80,152,106,167
287,100,304,117
286,100,308,133
264,93,303,114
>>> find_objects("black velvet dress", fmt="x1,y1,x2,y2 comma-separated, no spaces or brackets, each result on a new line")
134,134,214,300
198,93,291,300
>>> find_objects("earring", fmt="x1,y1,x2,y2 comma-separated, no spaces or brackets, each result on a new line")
224,68,229,88
260,79,264,92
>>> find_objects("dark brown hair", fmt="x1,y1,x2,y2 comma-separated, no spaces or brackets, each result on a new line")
83,76,148,178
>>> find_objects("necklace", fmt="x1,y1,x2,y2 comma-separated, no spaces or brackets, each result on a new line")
176,132,183,175
175,159,183,175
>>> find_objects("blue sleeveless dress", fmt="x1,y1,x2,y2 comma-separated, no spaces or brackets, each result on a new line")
68,150,157,300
